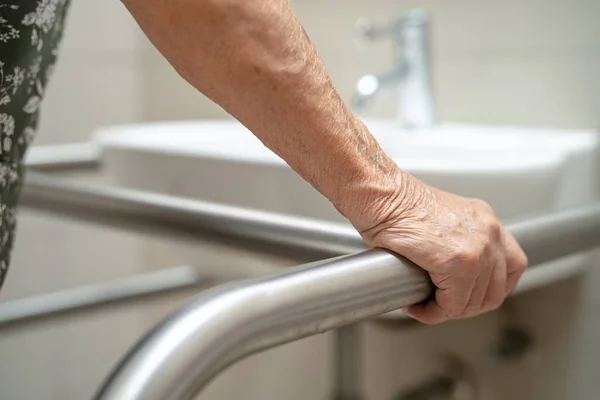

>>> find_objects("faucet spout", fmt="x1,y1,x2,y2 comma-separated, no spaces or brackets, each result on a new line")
399,9,435,130
352,9,436,131
352,69,405,111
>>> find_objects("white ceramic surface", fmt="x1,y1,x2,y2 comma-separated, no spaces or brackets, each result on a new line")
95,118,598,222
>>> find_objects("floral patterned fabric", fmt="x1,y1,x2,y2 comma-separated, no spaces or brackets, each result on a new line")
0,0,70,287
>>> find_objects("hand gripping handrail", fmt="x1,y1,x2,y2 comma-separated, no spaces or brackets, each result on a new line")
95,204,600,400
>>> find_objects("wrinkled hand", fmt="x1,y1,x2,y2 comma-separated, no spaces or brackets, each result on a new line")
359,174,528,325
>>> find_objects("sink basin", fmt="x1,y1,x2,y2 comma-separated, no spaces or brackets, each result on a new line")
90,118,599,361
94,119,598,223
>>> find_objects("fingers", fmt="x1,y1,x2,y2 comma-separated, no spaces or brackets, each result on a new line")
407,269,477,324
371,188,529,326
406,231,524,325
482,257,507,310
403,299,449,325
463,256,494,314
478,234,508,312
408,235,515,323
407,264,504,324
504,230,528,296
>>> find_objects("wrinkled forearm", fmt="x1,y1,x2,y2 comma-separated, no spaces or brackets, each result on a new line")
122,0,408,230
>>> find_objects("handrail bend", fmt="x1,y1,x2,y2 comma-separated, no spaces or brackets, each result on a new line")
95,204,600,400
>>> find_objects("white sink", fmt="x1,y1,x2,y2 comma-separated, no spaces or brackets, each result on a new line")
94,119,598,223
92,118,598,322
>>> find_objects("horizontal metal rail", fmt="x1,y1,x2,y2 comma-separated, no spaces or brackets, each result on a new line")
22,173,365,261
19,173,600,321
0,266,208,330
95,204,600,400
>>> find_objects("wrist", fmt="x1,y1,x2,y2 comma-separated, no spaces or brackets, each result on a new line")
331,155,417,234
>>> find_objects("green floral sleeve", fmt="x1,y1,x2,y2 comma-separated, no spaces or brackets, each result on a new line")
0,0,71,287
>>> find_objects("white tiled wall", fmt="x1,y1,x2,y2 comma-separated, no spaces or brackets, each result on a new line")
141,0,600,129
0,2,149,399
35,0,145,144
29,0,600,141
1,0,599,399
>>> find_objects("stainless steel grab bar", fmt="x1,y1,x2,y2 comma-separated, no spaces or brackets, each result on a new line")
22,173,365,261
20,173,598,316
95,204,600,400
0,266,209,330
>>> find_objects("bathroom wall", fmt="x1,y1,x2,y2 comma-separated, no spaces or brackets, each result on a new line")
141,0,600,130
0,1,149,399
0,0,599,399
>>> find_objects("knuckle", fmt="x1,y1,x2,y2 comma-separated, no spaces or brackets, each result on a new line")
486,218,502,237
518,252,529,271
516,258,528,273
509,253,528,276
479,235,493,253
473,198,494,213
456,248,481,268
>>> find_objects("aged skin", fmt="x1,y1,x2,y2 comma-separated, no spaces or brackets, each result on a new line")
122,0,527,324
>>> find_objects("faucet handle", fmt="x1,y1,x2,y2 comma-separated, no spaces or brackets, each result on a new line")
354,9,429,44
354,17,400,42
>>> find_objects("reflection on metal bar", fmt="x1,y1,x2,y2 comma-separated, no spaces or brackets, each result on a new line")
0,266,207,330
24,143,101,172
95,250,431,400
22,173,365,261
21,173,599,319
95,204,600,400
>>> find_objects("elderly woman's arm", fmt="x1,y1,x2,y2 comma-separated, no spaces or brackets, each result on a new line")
121,0,527,324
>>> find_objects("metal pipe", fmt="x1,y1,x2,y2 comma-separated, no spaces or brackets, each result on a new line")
21,173,365,261
396,356,475,400
94,204,600,400
95,250,431,400
21,173,598,320
333,325,363,400
0,266,208,330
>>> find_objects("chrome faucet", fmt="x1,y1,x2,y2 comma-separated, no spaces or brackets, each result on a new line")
352,9,436,130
